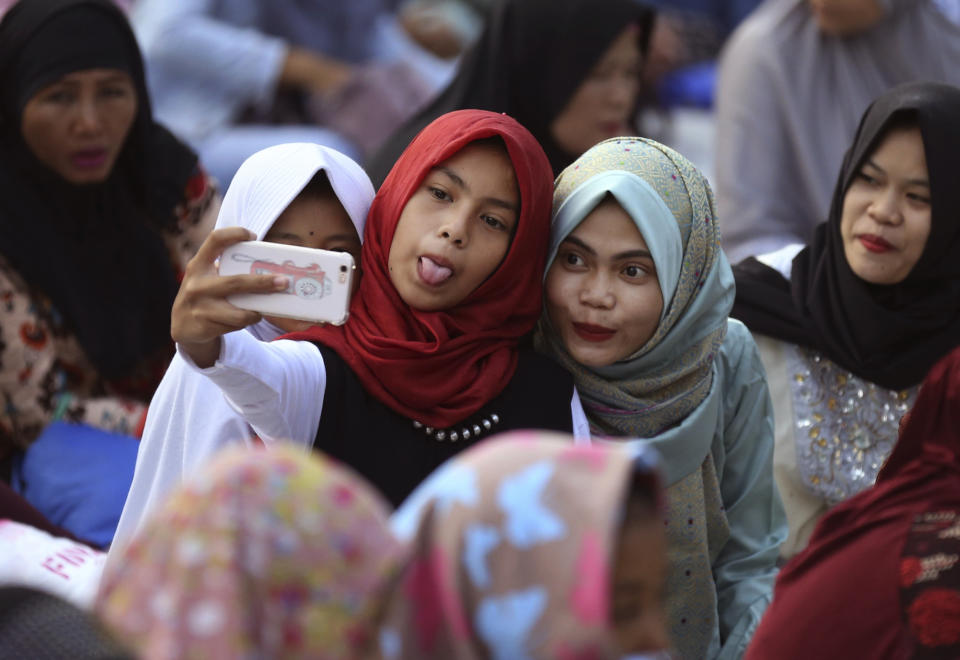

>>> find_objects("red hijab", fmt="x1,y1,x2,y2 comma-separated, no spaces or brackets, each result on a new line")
283,110,554,428
745,345,960,660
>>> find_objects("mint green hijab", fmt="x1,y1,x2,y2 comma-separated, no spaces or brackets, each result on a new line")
537,137,734,438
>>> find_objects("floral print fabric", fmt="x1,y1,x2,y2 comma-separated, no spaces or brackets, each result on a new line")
96,445,402,659
900,510,960,657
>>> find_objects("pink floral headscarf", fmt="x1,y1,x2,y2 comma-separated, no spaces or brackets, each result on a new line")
96,446,402,659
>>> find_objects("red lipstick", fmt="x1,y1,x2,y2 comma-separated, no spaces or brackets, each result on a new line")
573,322,616,342
858,234,893,253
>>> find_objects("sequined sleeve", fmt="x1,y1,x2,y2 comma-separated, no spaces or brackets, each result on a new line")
756,334,918,559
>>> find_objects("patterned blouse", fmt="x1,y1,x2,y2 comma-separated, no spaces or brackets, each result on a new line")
0,167,218,456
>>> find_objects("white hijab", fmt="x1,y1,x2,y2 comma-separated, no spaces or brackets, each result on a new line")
715,0,960,262
111,144,374,553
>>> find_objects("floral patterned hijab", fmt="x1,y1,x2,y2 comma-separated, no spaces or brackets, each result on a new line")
96,446,402,659
378,430,661,659
537,137,734,438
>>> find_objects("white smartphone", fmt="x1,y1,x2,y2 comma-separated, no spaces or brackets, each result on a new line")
218,241,356,325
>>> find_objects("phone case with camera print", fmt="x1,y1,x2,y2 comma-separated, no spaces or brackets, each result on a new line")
218,240,355,325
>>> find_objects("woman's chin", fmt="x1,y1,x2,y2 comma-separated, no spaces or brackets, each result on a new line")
565,342,620,369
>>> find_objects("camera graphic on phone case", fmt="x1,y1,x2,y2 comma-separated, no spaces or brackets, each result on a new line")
219,241,356,325
242,256,332,300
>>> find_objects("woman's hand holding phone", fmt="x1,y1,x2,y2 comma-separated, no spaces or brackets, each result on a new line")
171,228,287,369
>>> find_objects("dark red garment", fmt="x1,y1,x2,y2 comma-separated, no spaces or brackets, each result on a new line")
746,346,960,660
0,481,89,547
282,110,554,429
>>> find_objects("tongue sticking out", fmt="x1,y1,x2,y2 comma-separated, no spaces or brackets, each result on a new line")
419,256,453,285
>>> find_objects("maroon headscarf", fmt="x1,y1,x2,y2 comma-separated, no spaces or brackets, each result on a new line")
283,110,554,429
746,345,960,659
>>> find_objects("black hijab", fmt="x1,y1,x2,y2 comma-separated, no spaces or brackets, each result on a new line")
732,81,960,390
366,0,654,186
0,0,197,380
0,586,133,659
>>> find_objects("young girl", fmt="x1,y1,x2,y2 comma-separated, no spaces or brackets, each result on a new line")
111,143,374,553
172,110,585,506
732,81,960,558
537,138,786,659
381,431,670,659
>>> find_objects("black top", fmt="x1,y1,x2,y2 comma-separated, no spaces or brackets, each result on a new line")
732,81,960,390
314,345,575,506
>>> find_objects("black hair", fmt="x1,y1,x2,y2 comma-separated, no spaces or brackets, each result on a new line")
466,135,522,221
470,135,509,151
295,169,337,202
854,109,922,179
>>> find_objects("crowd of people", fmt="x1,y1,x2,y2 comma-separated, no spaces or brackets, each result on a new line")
0,0,958,658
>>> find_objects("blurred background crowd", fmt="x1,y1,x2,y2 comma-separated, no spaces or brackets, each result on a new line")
1,0,959,658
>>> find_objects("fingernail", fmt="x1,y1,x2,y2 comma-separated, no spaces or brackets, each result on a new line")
274,276,288,289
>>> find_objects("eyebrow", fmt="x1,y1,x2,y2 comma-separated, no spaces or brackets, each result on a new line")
435,166,519,213
51,73,130,88
614,248,654,261
562,235,653,261
863,159,930,188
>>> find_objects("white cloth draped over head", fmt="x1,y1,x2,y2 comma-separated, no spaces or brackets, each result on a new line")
716,0,960,262
110,143,374,555
213,141,373,238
